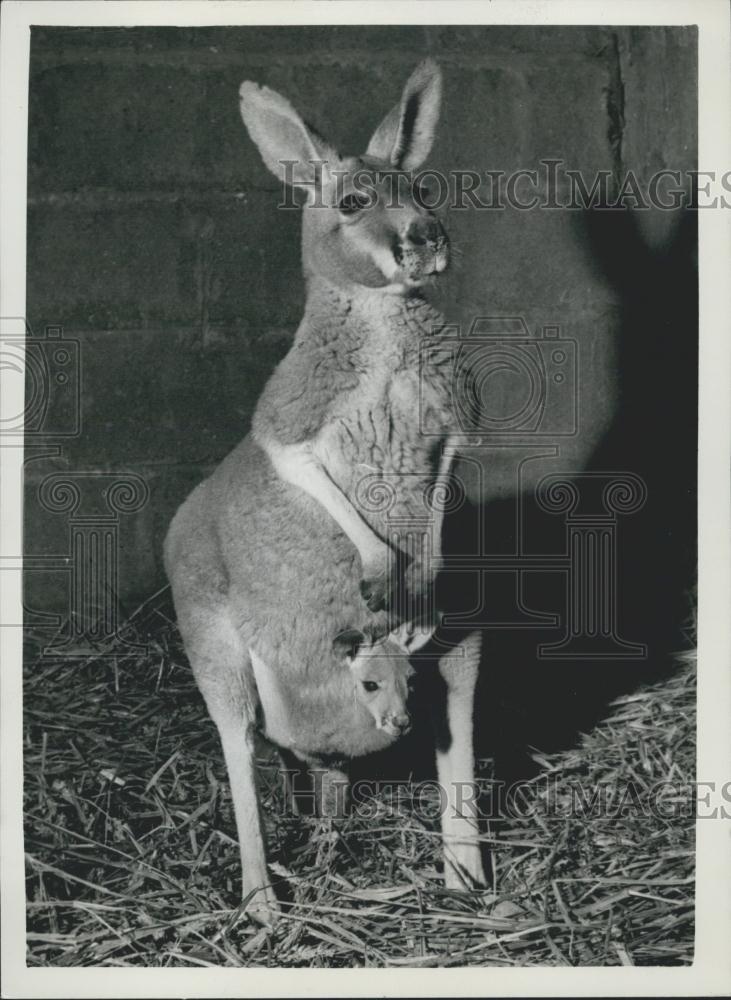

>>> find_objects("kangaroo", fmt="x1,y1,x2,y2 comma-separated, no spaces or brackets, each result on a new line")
164,59,485,924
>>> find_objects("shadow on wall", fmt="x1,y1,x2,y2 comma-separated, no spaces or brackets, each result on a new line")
474,206,697,782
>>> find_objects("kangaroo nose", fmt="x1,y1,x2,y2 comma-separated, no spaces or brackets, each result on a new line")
406,222,427,246
406,220,441,247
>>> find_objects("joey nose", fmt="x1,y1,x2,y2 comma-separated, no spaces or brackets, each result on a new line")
393,713,411,733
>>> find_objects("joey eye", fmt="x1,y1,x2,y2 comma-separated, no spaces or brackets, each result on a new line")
362,680,379,693
338,191,371,215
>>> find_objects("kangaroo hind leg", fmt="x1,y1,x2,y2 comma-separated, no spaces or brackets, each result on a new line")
182,606,279,925
433,629,486,890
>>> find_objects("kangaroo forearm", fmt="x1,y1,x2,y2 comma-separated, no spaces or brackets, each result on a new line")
265,440,390,568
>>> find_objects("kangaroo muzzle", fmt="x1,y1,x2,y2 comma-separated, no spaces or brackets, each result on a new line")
394,219,449,281
379,712,412,737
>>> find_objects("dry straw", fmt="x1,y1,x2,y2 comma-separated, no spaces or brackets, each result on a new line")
24,592,695,967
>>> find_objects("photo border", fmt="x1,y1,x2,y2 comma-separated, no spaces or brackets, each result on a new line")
2,1,729,996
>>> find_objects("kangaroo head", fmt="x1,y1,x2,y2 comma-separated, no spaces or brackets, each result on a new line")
333,629,415,736
239,60,447,294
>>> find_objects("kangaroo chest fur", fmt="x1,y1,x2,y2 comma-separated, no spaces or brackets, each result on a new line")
319,313,454,551
322,339,437,465
254,286,456,543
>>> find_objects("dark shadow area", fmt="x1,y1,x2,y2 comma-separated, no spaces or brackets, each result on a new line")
476,206,698,784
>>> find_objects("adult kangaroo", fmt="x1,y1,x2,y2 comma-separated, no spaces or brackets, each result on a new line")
164,59,486,923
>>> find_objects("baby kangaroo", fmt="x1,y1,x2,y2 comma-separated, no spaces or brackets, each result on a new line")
253,629,414,766
347,632,414,739
253,629,415,823
165,59,485,924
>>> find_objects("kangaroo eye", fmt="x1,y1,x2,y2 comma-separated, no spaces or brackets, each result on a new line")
412,181,431,208
362,680,379,693
338,191,371,215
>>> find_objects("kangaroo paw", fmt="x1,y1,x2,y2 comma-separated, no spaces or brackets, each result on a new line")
360,570,393,612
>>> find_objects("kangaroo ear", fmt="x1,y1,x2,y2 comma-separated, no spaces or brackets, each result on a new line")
239,81,339,190
332,628,366,666
366,59,442,170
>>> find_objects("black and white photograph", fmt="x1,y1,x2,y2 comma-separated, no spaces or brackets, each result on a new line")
1,1,729,995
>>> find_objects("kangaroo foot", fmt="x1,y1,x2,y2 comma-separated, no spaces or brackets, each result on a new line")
244,883,280,927
443,843,487,891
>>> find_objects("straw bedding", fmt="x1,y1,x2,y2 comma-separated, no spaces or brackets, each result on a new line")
24,594,695,967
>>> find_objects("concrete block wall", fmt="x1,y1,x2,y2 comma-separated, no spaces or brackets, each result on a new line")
24,25,697,618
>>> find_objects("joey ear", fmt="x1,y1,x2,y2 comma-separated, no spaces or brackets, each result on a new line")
332,628,366,666
366,59,442,170
239,81,339,191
